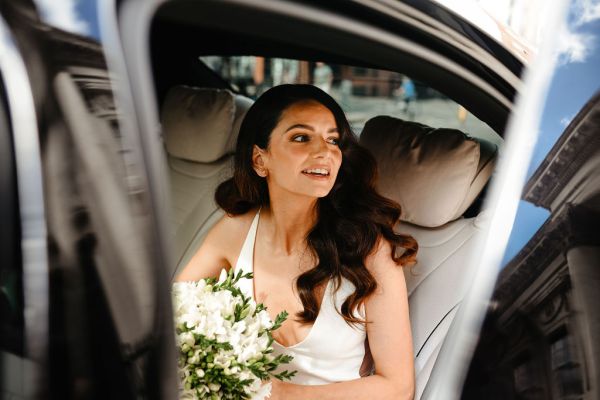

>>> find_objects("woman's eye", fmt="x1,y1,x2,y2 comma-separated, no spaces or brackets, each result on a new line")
328,137,340,145
292,134,309,142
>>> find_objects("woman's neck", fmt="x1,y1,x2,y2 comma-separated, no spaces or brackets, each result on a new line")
263,196,317,256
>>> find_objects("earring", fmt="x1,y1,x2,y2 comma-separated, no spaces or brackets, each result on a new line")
257,169,267,177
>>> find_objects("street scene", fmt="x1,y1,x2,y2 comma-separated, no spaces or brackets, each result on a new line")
202,56,500,145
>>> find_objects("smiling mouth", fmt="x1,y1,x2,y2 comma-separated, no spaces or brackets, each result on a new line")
302,168,330,177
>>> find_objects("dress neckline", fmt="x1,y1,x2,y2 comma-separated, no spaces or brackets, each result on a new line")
243,209,331,350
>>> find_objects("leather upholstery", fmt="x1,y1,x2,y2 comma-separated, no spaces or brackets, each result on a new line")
360,116,498,398
360,116,497,227
162,85,246,163
161,86,252,277
164,98,498,396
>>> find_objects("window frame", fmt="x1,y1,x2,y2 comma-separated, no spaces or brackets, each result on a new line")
0,69,23,357
0,13,49,397
109,1,558,399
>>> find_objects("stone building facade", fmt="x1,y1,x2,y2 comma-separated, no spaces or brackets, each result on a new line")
463,92,600,400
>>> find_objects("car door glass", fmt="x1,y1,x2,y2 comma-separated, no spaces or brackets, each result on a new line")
462,6,600,399
2,1,175,395
200,56,503,146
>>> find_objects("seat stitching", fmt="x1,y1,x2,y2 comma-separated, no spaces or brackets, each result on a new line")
415,302,460,358
407,228,475,296
408,217,475,248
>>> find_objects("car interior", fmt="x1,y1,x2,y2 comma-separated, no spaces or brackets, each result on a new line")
149,2,508,397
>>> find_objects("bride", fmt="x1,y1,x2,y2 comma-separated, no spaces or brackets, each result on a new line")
176,84,416,399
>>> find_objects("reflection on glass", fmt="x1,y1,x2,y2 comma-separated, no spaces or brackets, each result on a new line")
550,332,584,398
0,76,24,357
513,357,541,398
32,0,100,39
462,5,600,395
199,56,501,145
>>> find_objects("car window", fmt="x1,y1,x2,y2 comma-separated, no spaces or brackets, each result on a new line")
143,1,521,397
462,5,600,399
200,56,502,146
48,63,162,396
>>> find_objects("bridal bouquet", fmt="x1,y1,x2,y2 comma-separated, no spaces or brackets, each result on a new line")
172,269,296,400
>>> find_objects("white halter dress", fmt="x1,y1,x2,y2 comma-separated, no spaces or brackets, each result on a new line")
233,210,367,385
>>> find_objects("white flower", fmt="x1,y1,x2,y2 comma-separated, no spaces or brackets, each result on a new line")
179,332,195,348
178,389,196,400
213,353,232,369
190,349,205,365
252,382,272,400
172,274,293,399
208,383,221,392
218,268,228,283
258,310,273,330
237,343,262,364
256,334,269,349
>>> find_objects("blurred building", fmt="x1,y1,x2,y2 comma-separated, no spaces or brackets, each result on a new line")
433,0,540,62
463,93,600,400
476,0,546,48
204,56,406,98
339,66,401,97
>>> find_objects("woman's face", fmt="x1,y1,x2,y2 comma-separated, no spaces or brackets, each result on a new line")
253,100,342,199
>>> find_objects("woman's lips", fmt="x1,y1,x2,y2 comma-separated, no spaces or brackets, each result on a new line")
301,171,330,180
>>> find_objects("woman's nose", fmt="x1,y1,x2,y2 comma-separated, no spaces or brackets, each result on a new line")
312,137,331,158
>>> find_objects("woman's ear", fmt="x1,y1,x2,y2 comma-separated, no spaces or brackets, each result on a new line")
252,145,268,177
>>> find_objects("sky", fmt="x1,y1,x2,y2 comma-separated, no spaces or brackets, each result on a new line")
33,0,100,39
501,2,600,265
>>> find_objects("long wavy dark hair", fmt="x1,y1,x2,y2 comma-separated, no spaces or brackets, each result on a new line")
216,84,417,324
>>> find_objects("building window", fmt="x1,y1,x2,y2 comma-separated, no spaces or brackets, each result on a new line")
353,67,367,76
514,358,536,395
550,331,584,398
198,56,499,142
353,85,367,96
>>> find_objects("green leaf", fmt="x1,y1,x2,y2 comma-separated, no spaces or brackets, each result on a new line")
274,370,297,381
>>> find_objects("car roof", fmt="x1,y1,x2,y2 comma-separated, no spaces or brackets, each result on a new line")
150,0,525,135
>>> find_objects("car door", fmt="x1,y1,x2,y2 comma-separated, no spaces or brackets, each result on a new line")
114,0,527,398
0,1,177,398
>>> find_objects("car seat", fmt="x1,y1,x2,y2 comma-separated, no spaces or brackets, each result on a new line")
161,85,253,279
359,115,498,399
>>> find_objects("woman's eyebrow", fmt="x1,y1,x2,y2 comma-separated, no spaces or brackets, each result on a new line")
285,123,314,132
284,124,339,133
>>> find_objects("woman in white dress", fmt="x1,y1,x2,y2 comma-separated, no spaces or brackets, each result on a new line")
176,84,417,399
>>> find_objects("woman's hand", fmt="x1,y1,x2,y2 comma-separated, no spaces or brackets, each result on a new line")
267,379,288,400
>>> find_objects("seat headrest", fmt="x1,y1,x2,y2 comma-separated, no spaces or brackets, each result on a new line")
360,116,498,228
161,86,252,163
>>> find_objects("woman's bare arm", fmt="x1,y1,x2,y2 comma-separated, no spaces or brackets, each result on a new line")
174,212,253,282
271,239,415,400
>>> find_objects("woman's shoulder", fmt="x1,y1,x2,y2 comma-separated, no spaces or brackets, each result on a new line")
215,208,259,232
364,237,397,275
175,208,260,282
207,208,260,249
363,236,408,299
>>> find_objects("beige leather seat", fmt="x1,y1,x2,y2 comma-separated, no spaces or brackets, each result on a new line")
360,116,498,399
161,85,253,279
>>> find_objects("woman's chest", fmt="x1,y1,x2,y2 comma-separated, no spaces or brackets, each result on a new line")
252,250,327,347
252,242,314,305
